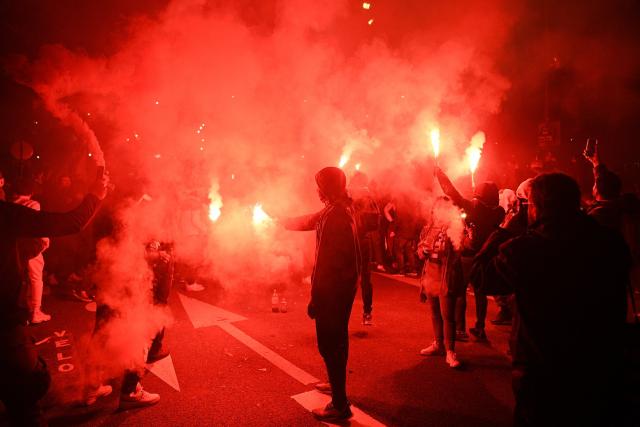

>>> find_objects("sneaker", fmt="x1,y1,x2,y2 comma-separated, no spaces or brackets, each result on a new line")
420,341,445,356
119,383,160,410
71,289,93,302
362,312,373,326
375,264,386,272
185,282,205,292
314,382,332,395
455,330,469,342
312,402,353,421
446,351,461,368
84,384,113,406
469,327,488,341
30,309,51,324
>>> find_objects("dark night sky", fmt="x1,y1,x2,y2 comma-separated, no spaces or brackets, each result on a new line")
1,0,639,189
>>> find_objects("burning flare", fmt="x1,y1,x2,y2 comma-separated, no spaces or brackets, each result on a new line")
430,128,440,159
465,131,485,188
252,203,272,227
208,182,223,222
338,153,350,168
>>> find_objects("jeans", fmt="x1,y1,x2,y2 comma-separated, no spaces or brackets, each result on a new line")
428,295,457,351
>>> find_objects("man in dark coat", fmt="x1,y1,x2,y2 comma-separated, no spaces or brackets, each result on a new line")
435,166,505,341
0,174,108,426
283,166,361,422
480,173,630,426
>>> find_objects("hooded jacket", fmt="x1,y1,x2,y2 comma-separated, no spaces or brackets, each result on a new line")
283,197,361,311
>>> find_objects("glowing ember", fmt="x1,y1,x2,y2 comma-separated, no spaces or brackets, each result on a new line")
355,163,361,171
208,182,223,222
368,19,374,25
362,2,371,9
430,128,440,159
252,203,272,227
154,153,162,159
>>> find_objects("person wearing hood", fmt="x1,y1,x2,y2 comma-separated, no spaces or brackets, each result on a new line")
282,167,361,422
435,167,505,342
480,173,630,425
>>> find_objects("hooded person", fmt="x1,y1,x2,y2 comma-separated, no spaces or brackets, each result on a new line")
434,167,505,342
282,166,361,422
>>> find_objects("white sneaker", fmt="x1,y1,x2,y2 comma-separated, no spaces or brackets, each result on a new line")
185,282,205,292
446,350,461,368
84,384,113,405
119,383,160,409
30,309,51,324
420,341,444,356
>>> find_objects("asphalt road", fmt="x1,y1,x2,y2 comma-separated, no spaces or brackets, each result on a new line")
3,272,515,427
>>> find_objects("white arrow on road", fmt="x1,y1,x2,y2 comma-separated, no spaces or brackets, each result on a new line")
178,293,386,426
178,293,318,385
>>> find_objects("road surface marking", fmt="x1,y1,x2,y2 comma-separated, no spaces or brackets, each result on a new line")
292,390,386,427
217,321,319,385
179,293,319,385
147,355,180,391
178,293,247,325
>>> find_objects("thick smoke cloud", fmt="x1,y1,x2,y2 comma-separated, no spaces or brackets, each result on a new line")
10,0,514,285
7,0,519,389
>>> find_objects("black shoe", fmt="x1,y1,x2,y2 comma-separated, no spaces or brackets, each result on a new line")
147,346,170,363
314,382,332,395
469,327,488,341
312,402,353,421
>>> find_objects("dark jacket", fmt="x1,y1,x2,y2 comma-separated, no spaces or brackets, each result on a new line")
436,171,504,253
0,195,100,326
284,198,361,311
480,213,629,371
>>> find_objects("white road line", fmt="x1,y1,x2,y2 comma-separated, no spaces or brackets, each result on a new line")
291,390,386,427
146,355,181,391
179,295,384,425
217,321,319,385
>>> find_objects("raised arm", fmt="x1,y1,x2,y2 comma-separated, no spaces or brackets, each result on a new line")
435,167,472,211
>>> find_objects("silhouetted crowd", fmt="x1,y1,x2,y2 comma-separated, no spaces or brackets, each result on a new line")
1,142,638,426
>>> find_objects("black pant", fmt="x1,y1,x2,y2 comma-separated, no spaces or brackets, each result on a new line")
360,237,373,314
315,294,355,409
0,325,50,427
456,256,488,331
